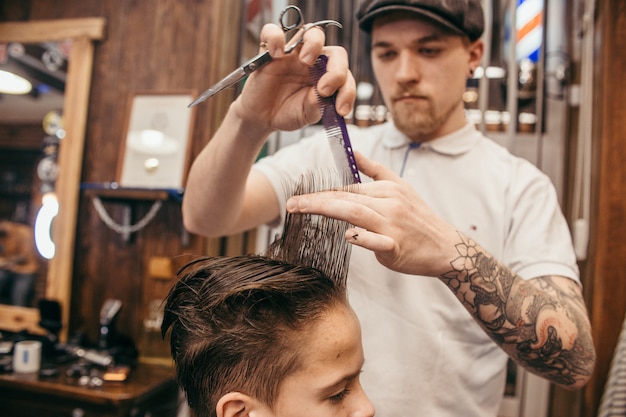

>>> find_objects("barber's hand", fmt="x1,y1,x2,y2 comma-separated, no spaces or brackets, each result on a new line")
232,23,356,134
285,152,460,276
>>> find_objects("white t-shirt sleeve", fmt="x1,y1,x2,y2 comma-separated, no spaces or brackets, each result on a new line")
253,129,337,226
504,160,579,282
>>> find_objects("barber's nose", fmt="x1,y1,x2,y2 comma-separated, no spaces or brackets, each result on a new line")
396,51,419,84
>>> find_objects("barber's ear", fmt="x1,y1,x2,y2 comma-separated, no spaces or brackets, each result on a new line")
216,392,270,417
468,38,484,69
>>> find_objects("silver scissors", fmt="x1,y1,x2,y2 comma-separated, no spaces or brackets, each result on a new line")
188,5,342,108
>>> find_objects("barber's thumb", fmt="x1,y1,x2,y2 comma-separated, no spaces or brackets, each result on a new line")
354,152,399,181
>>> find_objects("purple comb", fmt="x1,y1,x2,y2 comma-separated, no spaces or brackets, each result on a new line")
309,55,361,185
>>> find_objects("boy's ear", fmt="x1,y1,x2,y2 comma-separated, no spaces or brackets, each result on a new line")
216,392,269,417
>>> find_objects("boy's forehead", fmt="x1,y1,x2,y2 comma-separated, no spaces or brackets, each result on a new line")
305,305,361,362
276,304,363,396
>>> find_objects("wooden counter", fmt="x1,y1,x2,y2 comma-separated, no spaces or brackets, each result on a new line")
0,362,179,417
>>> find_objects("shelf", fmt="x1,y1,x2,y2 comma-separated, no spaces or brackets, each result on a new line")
80,183,187,244
80,183,183,203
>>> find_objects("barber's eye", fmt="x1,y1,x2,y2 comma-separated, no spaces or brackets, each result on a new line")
419,47,441,56
377,50,397,60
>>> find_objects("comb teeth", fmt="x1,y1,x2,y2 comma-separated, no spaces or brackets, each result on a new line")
309,55,361,185
309,55,329,83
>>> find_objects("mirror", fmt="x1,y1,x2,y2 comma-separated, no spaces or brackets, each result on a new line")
0,41,66,310
0,18,105,340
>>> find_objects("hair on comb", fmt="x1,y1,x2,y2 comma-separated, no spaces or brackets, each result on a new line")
263,170,358,287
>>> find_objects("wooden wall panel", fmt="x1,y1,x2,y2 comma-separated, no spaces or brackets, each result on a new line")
583,1,626,416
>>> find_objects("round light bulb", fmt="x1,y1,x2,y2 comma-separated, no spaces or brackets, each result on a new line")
0,69,32,94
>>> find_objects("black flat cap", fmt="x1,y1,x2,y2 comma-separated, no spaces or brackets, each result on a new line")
357,0,485,41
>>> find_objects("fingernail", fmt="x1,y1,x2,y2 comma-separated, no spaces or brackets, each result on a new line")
339,103,351,116
319,86,332,97
272,46,283,58
287,197,310,211
302,54,315,66
298,197,310,209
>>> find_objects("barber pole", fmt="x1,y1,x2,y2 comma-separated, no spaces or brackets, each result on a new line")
515,0,544,63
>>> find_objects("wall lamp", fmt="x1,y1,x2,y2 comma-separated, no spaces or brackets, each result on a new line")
0,69,32,94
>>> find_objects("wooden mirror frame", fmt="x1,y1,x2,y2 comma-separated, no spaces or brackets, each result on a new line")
0,18,105,340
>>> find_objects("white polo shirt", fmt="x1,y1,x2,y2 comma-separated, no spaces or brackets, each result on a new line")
254,121,579,417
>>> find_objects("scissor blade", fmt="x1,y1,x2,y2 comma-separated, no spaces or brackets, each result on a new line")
188,52,273,108
188,67,247,108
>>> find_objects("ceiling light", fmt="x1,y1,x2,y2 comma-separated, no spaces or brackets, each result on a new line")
0,69,32,94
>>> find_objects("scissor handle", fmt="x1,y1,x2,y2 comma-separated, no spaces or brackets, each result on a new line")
278,5,343,55
279,5,304,32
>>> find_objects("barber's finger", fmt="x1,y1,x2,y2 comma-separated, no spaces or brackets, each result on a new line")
259,23,287,57
354,152,403,182
335,70,356,117
315,46,356,116
345,227,396,253
286,193,387,231
298,25,326,66
287,179,387,206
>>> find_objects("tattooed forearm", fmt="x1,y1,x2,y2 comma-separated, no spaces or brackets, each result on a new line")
439,233,595,389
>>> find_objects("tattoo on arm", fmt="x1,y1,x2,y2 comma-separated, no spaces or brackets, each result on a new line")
439,233,595,387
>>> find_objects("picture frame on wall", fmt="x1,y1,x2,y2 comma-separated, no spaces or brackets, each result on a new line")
117,91,196,189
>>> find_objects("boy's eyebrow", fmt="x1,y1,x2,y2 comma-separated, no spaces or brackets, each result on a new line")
317,368,364,396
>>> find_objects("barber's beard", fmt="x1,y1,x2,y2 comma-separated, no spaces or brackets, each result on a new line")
390,97,458,141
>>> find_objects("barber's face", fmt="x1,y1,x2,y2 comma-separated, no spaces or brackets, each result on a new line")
271,304,374,417
370,14,483,141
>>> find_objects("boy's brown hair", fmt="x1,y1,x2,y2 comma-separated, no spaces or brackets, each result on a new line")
162,173,354,417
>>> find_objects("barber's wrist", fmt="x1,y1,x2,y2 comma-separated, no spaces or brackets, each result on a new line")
432,230,475,278
230,98,274,139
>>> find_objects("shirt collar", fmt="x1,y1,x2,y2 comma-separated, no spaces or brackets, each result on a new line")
382,120,481,156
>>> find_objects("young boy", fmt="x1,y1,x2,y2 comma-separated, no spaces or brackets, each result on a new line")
162,176,374,417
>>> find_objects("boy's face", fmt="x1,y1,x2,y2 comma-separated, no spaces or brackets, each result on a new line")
370,13,483,141
271,303,374,417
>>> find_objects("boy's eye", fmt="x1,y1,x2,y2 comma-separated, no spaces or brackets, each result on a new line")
328,388,350,403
